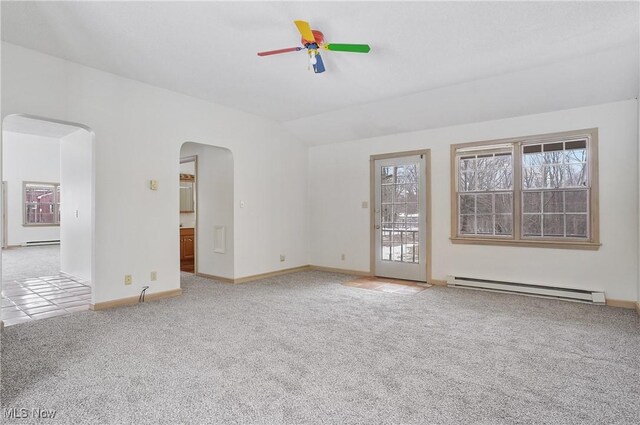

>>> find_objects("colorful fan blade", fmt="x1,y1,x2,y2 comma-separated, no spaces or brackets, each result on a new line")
325,43,371,53
294,20,316,43
257,47,302,56
313,52,326,74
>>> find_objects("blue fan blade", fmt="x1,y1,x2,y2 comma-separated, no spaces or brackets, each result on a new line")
313,52,326,73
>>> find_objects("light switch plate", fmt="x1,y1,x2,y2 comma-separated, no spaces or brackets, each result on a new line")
149,180,159,190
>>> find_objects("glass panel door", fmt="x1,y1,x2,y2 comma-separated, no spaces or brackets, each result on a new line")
374,155,427,282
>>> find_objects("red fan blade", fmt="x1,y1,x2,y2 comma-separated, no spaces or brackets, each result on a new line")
257,47,302,57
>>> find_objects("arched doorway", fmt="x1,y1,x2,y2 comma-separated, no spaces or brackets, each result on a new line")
179,142,234,281
1,114,95,326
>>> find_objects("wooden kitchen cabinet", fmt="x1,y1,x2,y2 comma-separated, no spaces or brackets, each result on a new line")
180,227,195,272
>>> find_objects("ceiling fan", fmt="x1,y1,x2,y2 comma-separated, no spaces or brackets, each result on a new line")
257,20,371,74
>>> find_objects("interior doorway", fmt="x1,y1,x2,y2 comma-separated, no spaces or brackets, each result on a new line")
179,156,197,273
179,142,234,281
371,150,431,282
1,114,94,326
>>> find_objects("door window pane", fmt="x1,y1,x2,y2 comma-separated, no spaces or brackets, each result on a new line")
382,230,392,261
381,185,394,203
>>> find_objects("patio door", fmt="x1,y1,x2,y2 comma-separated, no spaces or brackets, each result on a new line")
373,154,428,282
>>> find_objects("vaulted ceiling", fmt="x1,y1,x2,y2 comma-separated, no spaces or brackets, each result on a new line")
2,1,639,144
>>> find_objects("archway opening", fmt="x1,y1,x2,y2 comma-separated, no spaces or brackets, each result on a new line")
1,114,95,326
179,142,234,281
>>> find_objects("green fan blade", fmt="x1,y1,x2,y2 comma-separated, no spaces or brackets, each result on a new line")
325,43,371,53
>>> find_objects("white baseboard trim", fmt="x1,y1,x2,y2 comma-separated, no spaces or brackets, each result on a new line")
309,265,372,276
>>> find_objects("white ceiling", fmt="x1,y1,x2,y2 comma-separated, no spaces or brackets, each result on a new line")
2,1,639,144
2,115,84,139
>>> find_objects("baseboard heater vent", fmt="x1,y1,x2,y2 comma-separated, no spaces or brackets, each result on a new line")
22,240,60,247
446,276,606,304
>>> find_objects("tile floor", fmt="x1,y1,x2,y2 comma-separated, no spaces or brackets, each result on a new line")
1,275,91,326
343,276,431,294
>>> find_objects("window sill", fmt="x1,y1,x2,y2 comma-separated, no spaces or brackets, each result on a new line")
22,224,60,227
450,237,601,250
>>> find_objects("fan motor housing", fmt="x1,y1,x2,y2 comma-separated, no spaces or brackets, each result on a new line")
302,30,324,46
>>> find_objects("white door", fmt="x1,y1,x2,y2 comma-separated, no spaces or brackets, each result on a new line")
374,155,427,282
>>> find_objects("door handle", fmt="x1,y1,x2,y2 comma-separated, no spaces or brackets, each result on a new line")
375,225,380,229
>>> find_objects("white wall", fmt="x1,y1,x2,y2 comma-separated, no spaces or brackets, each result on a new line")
4,42,635,305
309,100,639,302
1,130,61,245
181,143,234,279
1,42,308,303
59,128,93,283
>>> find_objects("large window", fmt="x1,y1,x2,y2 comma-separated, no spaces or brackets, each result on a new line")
451,129,599,249
24,182,60,226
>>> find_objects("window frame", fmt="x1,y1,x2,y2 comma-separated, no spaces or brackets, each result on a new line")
450,128,600,250
23,181,61,227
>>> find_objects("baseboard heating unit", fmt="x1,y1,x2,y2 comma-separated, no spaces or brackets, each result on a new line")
446,276,606,304
22,240,60,247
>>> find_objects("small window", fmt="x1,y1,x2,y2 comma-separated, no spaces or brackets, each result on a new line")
451,129,599,249
24,182,60,226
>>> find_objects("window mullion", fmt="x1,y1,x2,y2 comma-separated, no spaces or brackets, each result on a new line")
513,143,522,241
473,194,478,236
562,190,567,238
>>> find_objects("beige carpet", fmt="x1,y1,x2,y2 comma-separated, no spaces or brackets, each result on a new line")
1,270,639,424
